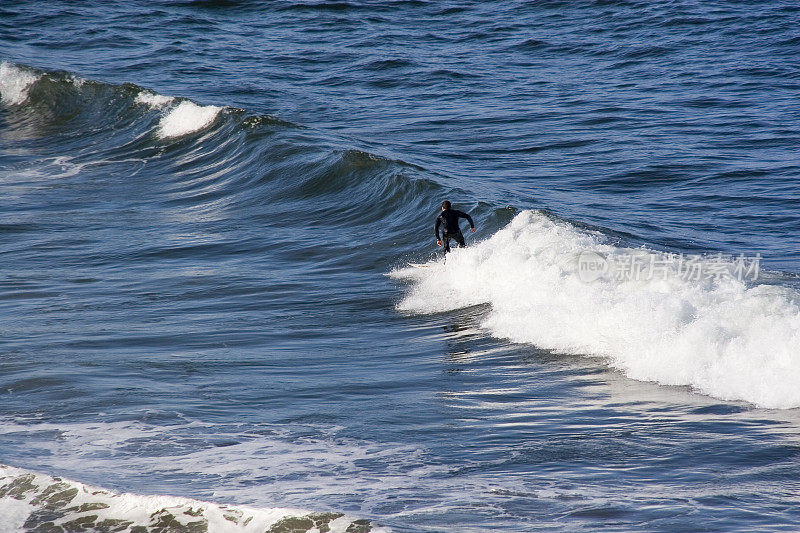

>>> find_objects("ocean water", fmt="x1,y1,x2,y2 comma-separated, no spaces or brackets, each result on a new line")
1,1,800,531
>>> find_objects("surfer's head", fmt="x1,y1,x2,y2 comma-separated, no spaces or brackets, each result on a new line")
441,200,451,211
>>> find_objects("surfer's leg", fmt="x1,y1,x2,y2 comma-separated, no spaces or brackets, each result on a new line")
442,234,452,254
454,231,466,248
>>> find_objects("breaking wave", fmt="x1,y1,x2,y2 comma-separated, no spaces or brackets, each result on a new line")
391,211,800,409
4,58,800,409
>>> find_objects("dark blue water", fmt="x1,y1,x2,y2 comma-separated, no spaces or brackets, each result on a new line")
2,1,800,531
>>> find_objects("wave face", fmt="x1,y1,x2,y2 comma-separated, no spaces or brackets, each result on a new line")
392,211,800,409
2,0,800,530
0,464,378,533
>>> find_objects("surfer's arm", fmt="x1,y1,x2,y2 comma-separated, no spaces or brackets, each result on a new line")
458,211,475,230
435,216,442,241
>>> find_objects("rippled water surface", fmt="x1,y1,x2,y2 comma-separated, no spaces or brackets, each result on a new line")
2,1,800,531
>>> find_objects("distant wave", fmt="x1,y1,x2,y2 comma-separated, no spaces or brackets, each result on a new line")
0,61,434,206
391,211,800,409
0,464,381,532
0,60,452,268
0,61,222,141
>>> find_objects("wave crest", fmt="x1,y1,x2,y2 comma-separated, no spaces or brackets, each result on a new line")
157,100,222,139
0,62,39,106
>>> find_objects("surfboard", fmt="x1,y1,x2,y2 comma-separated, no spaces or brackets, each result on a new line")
408,262,433,269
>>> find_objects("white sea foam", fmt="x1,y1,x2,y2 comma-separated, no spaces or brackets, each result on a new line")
0,463,382,533
0,495,31,533
0,61,39,105
69,74,86,88
134,90,175,109
391,211,800,409
157,100,221,139
0,418,432,516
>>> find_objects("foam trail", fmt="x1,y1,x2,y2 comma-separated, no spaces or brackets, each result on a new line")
0,464,383,533
392,211,800,409
0,62,39,105
157,100,221,138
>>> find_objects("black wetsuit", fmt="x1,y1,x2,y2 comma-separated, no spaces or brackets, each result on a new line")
435,208,474,253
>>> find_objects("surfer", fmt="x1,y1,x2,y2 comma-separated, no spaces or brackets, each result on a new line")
435,200,475,254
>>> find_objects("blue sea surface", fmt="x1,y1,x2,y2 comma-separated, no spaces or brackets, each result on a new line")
1,1,800,531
